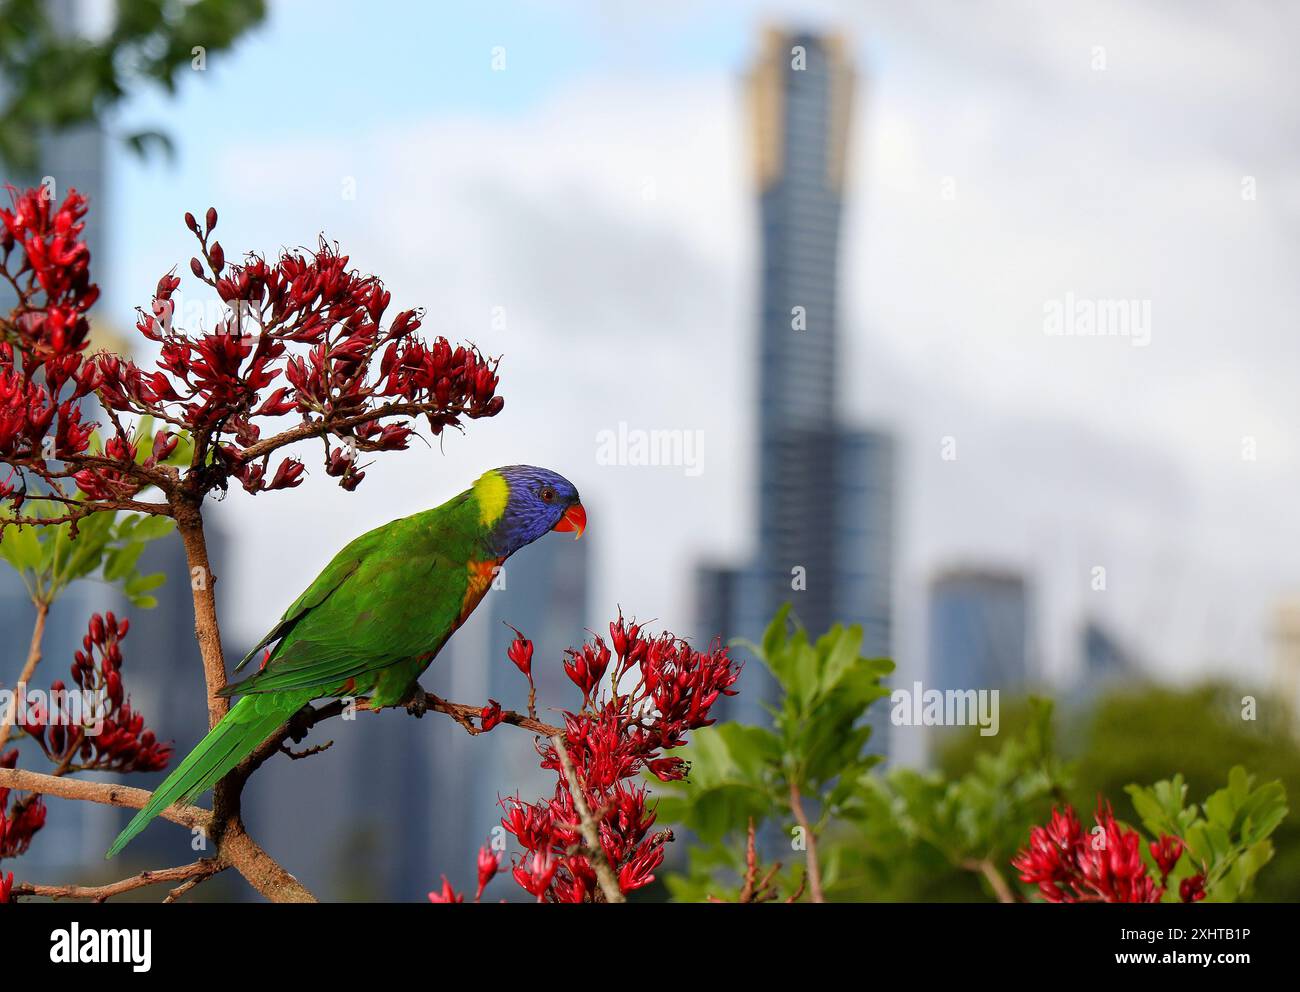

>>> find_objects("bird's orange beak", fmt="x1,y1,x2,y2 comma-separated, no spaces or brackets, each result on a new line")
553,502,586,539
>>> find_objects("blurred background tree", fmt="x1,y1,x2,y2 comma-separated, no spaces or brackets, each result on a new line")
0,0,266,169
659,609,1292,903
933,683,1300,902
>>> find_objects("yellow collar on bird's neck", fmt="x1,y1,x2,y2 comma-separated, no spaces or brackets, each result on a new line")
472,469,510,527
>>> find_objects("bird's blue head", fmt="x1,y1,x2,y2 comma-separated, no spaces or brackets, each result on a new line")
475,465,585,559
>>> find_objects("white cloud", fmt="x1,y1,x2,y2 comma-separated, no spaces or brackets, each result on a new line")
110,0,1300,703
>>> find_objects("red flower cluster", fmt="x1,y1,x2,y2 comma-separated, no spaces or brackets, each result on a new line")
0,750,46,860
93,209,503,495
2,185,504,511
20,612,172,774
1012,804,1205,903
0,186,99,360
460,615,738,903
0,187,102,501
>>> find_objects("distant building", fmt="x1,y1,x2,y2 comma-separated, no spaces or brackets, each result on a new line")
1081,618,1138,683
695,29,894,749
1271,599,1300,724
928,569,1031,693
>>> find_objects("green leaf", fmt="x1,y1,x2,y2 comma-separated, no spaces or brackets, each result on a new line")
0,518,41,572
103,541,146,582
817,623,862,698
127,515,175,542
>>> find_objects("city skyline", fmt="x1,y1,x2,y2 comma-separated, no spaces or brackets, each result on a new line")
1,0,1297,925
93,1,1299,702
3,1,1298,894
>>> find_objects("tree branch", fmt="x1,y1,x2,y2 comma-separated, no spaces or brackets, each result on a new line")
213,821,316,903
0,766,210,831
172,498,230,732
0,766,316,903
0,600,48,751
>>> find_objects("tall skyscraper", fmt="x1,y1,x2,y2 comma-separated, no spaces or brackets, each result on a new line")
696,29,894,743
927,569,1032,693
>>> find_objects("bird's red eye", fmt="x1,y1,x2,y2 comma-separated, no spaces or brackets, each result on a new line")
540,485,556,503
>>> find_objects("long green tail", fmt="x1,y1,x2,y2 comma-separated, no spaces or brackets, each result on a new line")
106,693,305,859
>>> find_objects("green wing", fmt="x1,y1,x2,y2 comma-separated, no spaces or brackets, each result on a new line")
232,553,363,673
221,492,482,697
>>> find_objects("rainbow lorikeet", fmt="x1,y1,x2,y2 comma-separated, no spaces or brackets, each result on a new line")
106,465,585,858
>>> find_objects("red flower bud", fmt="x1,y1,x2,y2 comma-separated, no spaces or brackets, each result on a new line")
427,877,464,903
507,634,533,677
475,845,499,900
1180,874,1207,903
1150,834,1183,880
480,700,503,732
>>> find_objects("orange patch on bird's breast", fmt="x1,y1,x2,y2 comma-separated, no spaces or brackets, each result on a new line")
458,558,504,626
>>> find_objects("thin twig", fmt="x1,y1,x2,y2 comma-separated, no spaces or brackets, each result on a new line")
0,600,48,750
785,869,808,904
788,780,825,903
163,875,207,903
12,859,222,902
551,735,625,904
739,817,761,902
962,857,1018,904
280,740,334,760
709,818,801,904
235,400,478,464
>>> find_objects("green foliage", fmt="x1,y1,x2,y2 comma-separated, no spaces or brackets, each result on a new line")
661,609,1290,903
0,502,173,608
1127,766,1287,902
836,699,1071,898
936,684,1300,902
656,604,893,901
0,0,266,170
